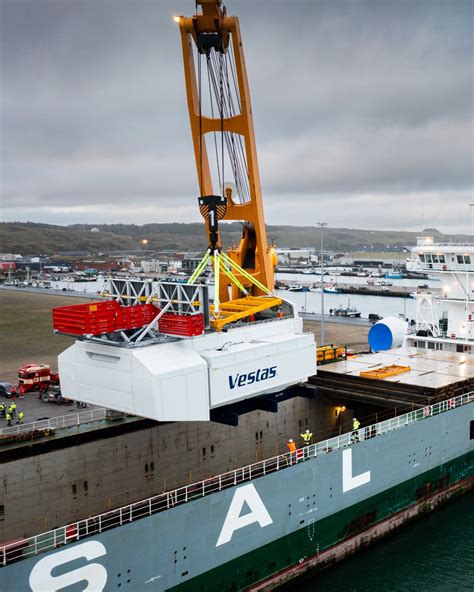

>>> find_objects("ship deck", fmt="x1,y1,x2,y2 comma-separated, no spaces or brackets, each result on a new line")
311,346,474,408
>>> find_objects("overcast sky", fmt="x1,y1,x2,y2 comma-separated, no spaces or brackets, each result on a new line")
1,0,473,232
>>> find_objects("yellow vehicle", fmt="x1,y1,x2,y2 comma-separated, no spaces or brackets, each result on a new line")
317,344,347,365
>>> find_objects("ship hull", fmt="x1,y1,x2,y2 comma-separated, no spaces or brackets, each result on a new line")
248,476,472,591
1,402,473,591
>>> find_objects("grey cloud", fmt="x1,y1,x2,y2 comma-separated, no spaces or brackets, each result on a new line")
1,0,473,233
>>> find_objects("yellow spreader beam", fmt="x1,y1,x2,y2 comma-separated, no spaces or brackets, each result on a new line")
210,296,282,331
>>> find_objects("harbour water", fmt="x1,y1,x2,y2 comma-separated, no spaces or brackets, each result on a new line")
44,275,443,320
275,271,445,321
276,287,418,320
301,492,474,591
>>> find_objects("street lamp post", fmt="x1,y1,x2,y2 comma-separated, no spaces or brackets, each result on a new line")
317,222,328,345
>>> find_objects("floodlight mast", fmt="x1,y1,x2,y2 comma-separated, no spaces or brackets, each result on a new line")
177,0,276,302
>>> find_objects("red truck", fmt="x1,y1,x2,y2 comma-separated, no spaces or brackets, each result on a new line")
18,364,59,395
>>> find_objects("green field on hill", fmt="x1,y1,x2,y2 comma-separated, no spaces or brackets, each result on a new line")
1,222,467,256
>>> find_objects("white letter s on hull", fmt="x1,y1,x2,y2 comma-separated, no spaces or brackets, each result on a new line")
29,541,107,592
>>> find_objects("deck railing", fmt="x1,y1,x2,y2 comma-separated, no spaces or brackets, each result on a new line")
1,391,473,567
0,408,107,437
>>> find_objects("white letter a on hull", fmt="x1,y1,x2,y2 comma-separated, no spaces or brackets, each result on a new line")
342,448,371,493
216,483,273,546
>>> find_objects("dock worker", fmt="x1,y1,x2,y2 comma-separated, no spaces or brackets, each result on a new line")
352,417,361,442
19,385,25,399
8,402,17,417
286,439,296,453
300,429,313,446
6,412,12,427
0,403,5,418
17,411,25,424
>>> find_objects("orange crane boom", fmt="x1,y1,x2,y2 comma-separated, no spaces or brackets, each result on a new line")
176,0,276,303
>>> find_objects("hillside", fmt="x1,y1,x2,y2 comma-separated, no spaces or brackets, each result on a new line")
0,222,468,256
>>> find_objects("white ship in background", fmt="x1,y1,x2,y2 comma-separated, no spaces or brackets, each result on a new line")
407,236,473,353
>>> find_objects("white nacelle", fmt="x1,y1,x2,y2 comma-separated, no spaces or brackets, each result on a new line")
58,316,316,421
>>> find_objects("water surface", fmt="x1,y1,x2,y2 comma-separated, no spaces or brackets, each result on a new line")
300,492,474,591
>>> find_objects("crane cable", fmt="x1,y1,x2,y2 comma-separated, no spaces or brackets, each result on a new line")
219,51,225,200
207,55,222,191
207,48,249,204
195,0,204,198
198,47,203,197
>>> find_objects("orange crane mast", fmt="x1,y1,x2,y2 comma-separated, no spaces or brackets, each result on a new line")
176,0,276,303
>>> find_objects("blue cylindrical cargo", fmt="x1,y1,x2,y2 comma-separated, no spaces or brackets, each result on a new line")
368,317,406,351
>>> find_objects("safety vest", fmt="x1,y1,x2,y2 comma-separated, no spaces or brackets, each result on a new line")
0,404,5,411
11,403,16,410
353,419,360,430
287,441,296,452
301,432,313,443
6,413,11,421
18,412,24,420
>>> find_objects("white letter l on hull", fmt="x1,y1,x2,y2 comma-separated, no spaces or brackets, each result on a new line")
342,448,371,493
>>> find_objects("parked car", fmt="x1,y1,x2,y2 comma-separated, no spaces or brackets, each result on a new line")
42,385,71,405
0,382,17,398
368,313,383,325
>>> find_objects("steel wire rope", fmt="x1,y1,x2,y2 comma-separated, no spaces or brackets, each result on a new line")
207,52,229,193
226,56,250,204
208,50,248,204
221,48,249,204
227,40,251,203
208,50,243,193
226,48,250,204
219,50,225,200
208,51,243,199
206,54,222,191
224,51,249,204
197,48,203,197
207,49,249,208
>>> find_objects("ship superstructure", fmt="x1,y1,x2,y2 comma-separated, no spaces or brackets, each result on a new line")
407,236,474,353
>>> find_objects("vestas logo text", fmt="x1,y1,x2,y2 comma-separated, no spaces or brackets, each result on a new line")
229,366,277,389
